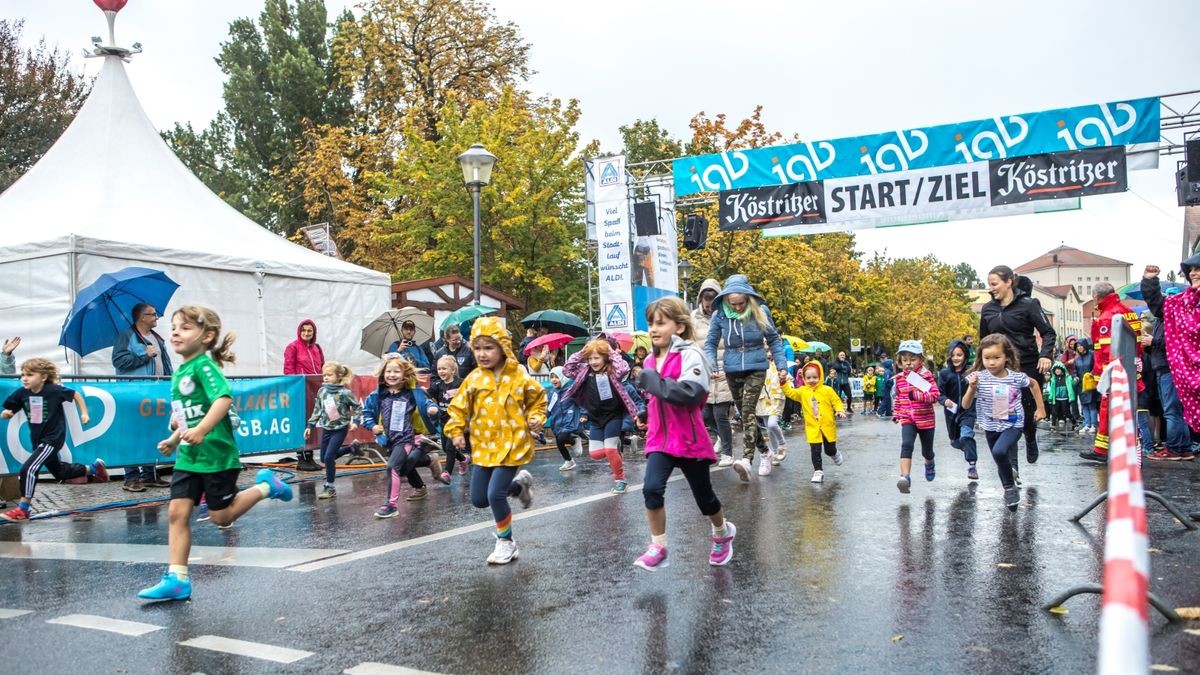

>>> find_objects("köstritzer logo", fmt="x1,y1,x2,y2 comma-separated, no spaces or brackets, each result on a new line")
599,161,620,187
604,303,628,329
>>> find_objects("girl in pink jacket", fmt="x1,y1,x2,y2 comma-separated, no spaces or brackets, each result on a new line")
892,339,941,494
632,297,735,571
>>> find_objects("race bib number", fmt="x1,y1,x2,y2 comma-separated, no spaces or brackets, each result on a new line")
810,397,820,420
324,396,341,422
29,396,43,424
170,400,187,429
596,374,613,401
389,399,408,433
991,384,1016,421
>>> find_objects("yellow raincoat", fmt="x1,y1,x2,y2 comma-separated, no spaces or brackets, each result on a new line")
445,317,547,467
782,360,844,443
756,363,785,417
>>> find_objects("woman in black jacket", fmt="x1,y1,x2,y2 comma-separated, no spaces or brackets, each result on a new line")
978,265,1056,467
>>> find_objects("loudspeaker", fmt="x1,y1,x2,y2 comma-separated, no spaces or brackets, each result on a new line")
683,214,708,250
1187,139,1200,182
634,201,659,236
1178,166,1200,206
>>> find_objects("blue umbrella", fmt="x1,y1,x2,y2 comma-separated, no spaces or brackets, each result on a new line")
59,267,180,355
1116,280,1186,301
440,304,497,332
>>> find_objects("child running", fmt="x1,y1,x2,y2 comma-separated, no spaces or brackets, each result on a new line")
138,305,293,600
756,353,787,469
562,336,641,494
633,297,735,570
780,360,846,483
937,340,979,480
304,361,361,499
961,334,1046,511
2,359,107,522
426,355,468,481
547,366,585,470
861,365,877,415
444,317,544,565
892,340,941,494
363,356,440,517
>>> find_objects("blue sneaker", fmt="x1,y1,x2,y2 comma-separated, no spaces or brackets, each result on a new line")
255,469,293,502
375,504,398,519
196,501,210,522
611,480,628,495
137,572,191,601
896,475,911,494
924,461,936,482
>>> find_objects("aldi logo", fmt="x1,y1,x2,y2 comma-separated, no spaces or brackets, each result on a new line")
599,160,621,187
604,302,629,329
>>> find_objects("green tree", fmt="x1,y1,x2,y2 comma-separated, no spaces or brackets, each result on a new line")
619,119,683,166
953,261,981,288
0,19,89,192
165,0,351,236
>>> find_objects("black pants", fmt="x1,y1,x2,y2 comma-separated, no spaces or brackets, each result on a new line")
810,439,838,470
985,427,1022,488
1019,364,1041,463
836,381,853,408
900,425,935,461
21,443,87,500
441,433,468,474
702,401,734,456
554,432,582,461
641,452,721,516
1050,400,1075,426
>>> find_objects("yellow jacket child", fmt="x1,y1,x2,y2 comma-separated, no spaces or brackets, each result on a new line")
782,360,844,443
756,362,785,417
445,317,547,467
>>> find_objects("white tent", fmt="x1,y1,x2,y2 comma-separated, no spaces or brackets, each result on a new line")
0,54,391,375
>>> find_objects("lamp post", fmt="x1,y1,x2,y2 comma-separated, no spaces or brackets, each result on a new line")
456,144,497,306
678,258,694,306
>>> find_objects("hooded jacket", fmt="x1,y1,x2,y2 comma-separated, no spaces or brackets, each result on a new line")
283,319,325,375
703,275,787,374
362,382,435,446
636,335,715,461
978,284,1057,370
1163,252,1200,430
756,362,785,417
112,326,174,377
1073,338,1098,405
547,378,584,436
1141,276,1172,373
691,278,734,404
936,339,976,427
892,361,940,429
1091,292,1141,375
562,335,640,422
309,382,363,431
1043,362,1077,403
781,360,844,443
444,317,547,466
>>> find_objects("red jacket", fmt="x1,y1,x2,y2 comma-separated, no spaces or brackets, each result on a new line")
1091,294,1141,376
283,319,325,375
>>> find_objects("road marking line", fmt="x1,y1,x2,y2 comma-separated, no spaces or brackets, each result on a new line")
47,613,164,636
345,662,443,674
179,635,313,664
0,542,349,568
0,608,33,619
288,471,701,573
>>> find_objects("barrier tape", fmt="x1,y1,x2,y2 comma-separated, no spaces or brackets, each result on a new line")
1097,361,1150,675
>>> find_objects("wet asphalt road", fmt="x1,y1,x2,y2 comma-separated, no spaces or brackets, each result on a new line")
2,416,1199,674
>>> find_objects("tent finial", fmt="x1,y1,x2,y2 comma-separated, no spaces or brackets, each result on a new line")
87,0,141,61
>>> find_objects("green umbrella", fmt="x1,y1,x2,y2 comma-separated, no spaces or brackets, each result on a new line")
441,304,497,331
805,340,832,352
520,309,588,337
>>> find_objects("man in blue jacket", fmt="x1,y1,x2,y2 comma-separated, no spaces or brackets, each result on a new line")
112,302,173,492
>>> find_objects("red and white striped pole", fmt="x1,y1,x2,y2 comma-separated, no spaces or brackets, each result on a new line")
1097,361,1149,675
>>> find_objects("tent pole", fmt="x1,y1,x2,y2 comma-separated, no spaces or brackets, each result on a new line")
255,263,268,374
68,234,80,376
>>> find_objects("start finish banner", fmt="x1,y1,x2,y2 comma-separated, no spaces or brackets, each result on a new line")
0,376,306,475
676,97,1157,196
719,147,1126,234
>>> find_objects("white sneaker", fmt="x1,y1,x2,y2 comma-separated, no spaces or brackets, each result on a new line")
514,469,534,508
718,454,734,468
559,460,576,471
758,453,773,476
487,537,519,565
571,438,583,457
832,451,844,466
811,470,824,483
732,458,752,482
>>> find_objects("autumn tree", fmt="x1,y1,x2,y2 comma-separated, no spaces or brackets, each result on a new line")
164,0,351,236
856,254,978,361
0,19,89,193
619,119,683,167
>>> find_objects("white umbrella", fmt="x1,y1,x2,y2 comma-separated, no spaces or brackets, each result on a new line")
360,307,434,357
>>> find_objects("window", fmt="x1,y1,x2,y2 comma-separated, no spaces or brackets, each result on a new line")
1077,276,1082,281
1087,276,1092,281
1087,285,1092,294
1104,276,1109,281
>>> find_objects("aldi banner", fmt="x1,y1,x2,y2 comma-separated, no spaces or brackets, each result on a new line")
0,376,307,475
589,155,635,332
676,97,1158,196
720,147,1126,235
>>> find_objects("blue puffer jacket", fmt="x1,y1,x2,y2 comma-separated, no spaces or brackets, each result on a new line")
703,274,787,374
547,382,584,436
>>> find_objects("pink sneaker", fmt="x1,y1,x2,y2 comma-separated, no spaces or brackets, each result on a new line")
633,543,669,571
709,521,737,566
458,460,468,475
439,471,451,484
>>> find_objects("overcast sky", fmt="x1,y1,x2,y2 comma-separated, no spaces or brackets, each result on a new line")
9,0,1198,280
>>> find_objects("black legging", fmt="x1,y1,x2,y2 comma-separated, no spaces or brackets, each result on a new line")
554,432,582,461
1018,363,1040,464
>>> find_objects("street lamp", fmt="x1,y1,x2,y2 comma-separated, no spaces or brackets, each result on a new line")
457,144,497,306
678,258,694,305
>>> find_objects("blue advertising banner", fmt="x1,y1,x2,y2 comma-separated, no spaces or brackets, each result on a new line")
0,376,306,474
673,97,1159,196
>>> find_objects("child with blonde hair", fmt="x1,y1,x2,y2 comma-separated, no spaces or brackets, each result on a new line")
445,317,545,564
426,354,468,481
363,356,439,517
2,358,107,521
305,361,361,499
756,352,787,472
138,305,293,601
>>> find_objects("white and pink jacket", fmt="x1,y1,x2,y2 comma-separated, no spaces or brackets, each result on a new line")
639,336,716,462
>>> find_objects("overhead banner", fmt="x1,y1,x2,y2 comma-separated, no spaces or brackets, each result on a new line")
676,97,1158,196
590,155,634,331
1,376,306,474
720,147,1125,234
